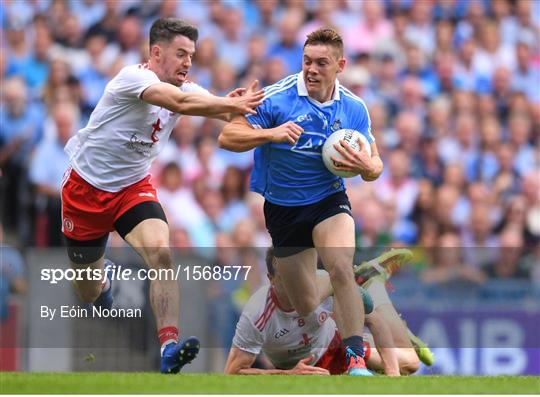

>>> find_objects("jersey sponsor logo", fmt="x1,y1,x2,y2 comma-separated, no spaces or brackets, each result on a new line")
287,345,312,356
125,133,154,157
274,328,290,339
63,217,74,232
290,131,326,156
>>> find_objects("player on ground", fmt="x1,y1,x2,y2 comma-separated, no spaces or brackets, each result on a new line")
224,248,429,375
219,28,383,375
61,18,264,374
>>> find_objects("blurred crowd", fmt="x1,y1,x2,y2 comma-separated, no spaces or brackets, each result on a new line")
1,0,539,288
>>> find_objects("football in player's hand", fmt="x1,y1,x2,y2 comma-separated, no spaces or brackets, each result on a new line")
322,129,371,178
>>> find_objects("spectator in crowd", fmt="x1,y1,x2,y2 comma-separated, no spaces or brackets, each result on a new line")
77,30,111,110
399,43,438,98
0,225,26,323
377,149,419,221
344,0,393,57
214,7,250,73
404,0,435,55
8,20,52,98
462,203,500,268
157,162,206,234
116,15,143,67
29,103,75,246
190,37,217,89
422,232,486,285
267,9,304,75
0,77,44,234
4,18,31,75
483,227,529,279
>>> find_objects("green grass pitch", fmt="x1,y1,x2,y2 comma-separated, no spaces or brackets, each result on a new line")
1,373,539,394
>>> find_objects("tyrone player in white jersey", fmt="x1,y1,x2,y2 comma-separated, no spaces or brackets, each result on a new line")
60,18,264,374
224,248,424,375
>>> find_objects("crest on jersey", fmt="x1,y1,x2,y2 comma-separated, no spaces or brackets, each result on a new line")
331,119,342,132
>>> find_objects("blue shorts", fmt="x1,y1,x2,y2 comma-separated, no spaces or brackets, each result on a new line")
263,191,353,258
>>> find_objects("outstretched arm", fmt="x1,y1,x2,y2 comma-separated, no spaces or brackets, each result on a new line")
224,348,329,375
140,82,264,117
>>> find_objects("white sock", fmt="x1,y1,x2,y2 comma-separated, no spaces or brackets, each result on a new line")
366,280,392,309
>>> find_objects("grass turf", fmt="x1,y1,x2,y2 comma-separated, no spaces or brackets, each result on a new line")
1,373,539,394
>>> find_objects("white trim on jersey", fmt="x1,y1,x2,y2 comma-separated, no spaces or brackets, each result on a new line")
263,74,297,97
297,72,341,101
262,79,297,102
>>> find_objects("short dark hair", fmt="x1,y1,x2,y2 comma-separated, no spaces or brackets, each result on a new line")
149,18,198,46
304,28,344,57
265,247,275,276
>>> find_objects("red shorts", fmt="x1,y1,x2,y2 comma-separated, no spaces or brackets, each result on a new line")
61,168,159,241
316,332,348,375
315,332,372,375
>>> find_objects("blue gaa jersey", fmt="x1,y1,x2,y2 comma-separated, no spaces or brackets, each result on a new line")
247,72,375,206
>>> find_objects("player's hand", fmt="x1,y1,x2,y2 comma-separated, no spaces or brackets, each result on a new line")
226,87,247,97
331,137,373,175
269,121,303,145
229,80,264,115
289,355,330,375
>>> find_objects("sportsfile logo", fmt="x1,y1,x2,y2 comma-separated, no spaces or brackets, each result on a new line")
40,265,252,284
40,265,182,285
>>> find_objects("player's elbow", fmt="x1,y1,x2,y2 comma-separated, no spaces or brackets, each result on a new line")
217,132,231,150
224,364,241,375
224,361,249,375
218,127,243,152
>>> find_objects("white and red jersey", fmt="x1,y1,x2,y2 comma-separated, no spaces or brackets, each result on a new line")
64,64,209,192
232,285,338,370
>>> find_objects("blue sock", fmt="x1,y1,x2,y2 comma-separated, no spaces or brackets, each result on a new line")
343,335,364,358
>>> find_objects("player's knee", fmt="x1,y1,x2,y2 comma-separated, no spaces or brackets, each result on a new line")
146,246,172,269
326,260,354,284
295,296,318,317
400,356,420,375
